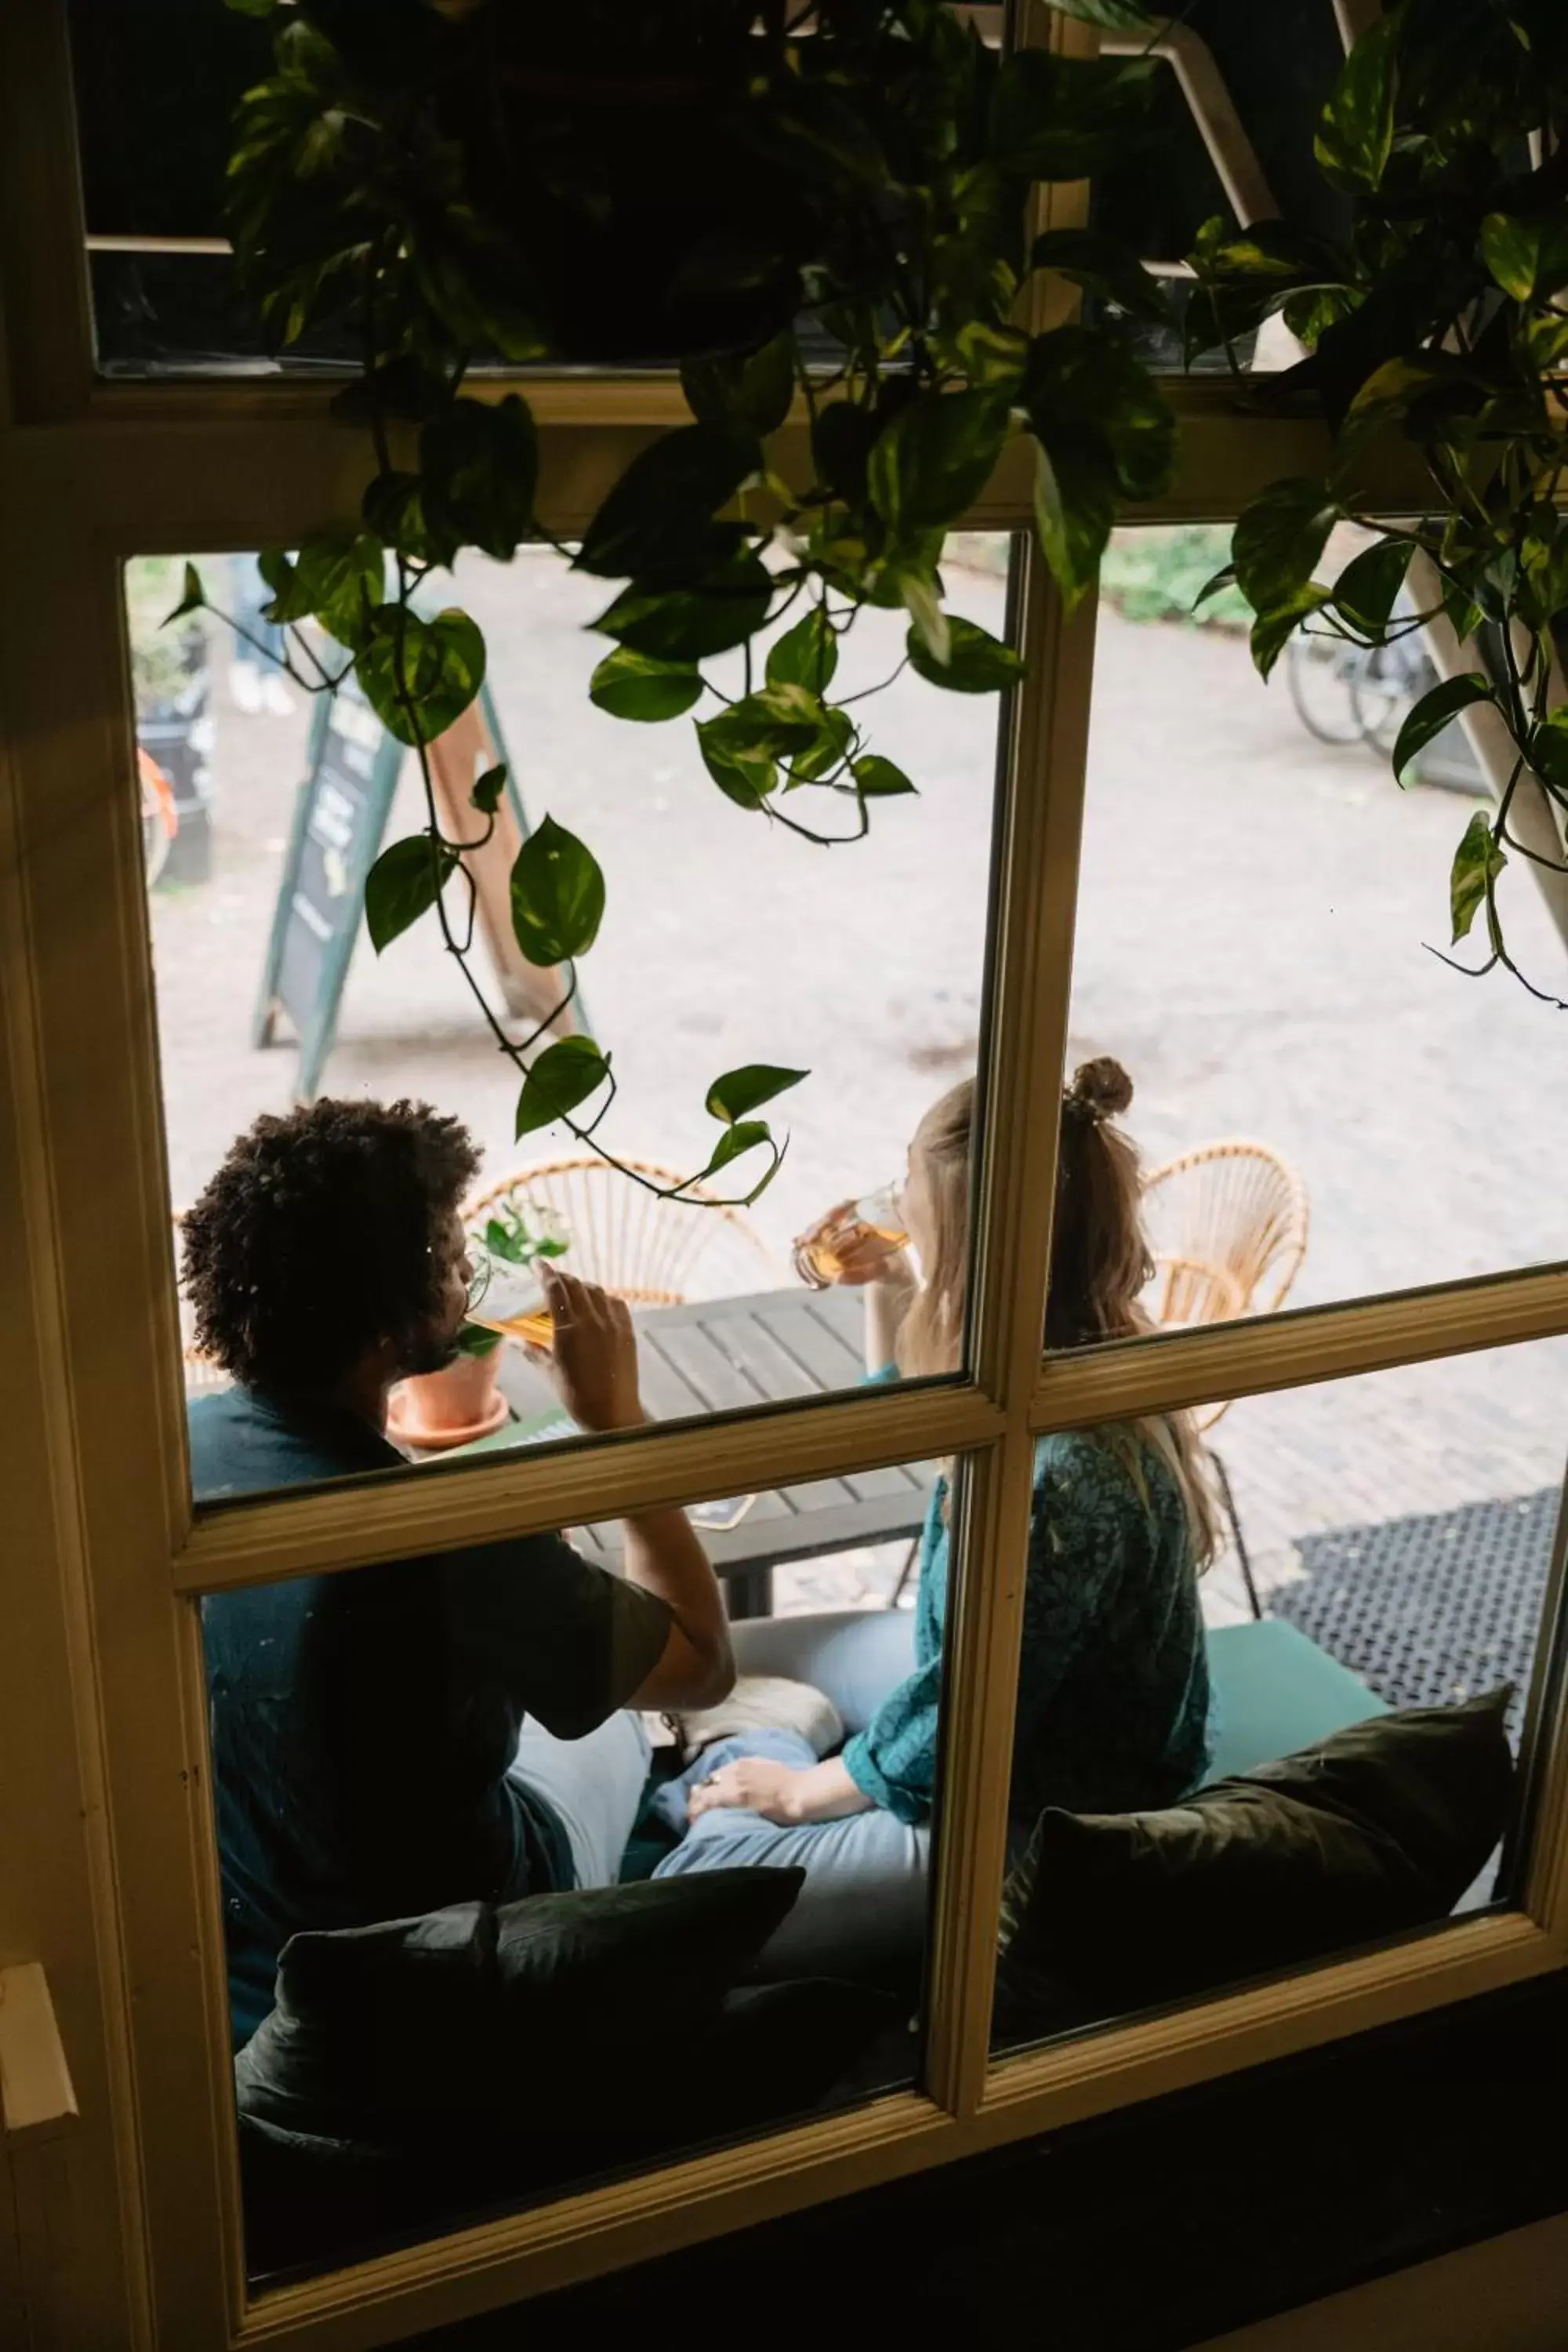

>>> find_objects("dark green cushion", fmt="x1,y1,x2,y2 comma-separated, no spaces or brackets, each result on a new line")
237,1867,803,2139
1000,1690,1514,2012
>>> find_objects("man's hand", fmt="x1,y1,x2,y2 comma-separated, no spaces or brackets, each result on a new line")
534,1265,643,1435
687,1755,808,1825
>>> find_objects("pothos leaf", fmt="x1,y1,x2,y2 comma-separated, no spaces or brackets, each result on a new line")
906,615,1025,692
705,1064,807,1123
1449,811,1505,944
1392,673,1494,783
589,645,704,721
514,1036,612,1138
354,606,485,744
510,815,605,966
162,561,206,627
472,764,507,816
365,835,458,953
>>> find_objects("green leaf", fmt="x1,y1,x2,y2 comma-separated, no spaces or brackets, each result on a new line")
1331,539,1414,640
514,1036,611,1138
260,535,384,648
990,51,1159,180
162,561,206,626
1250,585,1330,681
906,615,1025,694
455,1322,504,1359
362,473,434,567
1231,477,1341,614
900,568,950,667
1192,562,1238,612
953,320,1031,394
1314,8,1399,191
1487,214,1568,303
354,606,485,745
703,1119,774,1181
510,816,605,967
1029,228,1171,325
471,764,507,816
419,396,539,565
786,702,855,784
1391,673,1494,783
681,332,796,437
589,645,704,721
705,1064,807,1123
1529,709,1568,793
853,754,917,797
696,708,783,808
1449,811,1505,944
868,390,1009,533
1481,213,1542,301
766,608,839,695
593,550,774,662
1032,437,1116,611
365,835,457,954
575,423,762,582
1024,325,1175,503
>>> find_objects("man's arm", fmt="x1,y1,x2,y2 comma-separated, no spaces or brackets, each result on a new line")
535,1265,733,1711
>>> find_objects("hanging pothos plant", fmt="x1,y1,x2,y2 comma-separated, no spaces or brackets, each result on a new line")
173,0,1180,1200
1188,0,1568,1005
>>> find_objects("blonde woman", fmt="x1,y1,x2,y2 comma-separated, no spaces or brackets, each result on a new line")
652,1060,1218,1984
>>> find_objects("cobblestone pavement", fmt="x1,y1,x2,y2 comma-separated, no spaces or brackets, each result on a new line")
146,546,1568,1636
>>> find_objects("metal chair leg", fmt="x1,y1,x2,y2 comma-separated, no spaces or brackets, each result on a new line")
887,1534,921,1609
1211,1448,1263,1620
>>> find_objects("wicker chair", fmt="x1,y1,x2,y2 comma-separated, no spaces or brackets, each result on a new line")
1141,1141,1311,1616
463,1156,782,1305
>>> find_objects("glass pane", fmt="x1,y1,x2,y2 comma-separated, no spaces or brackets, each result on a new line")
1051,522,1563,1348
125,542,1008,1499
1090,2,1351,376
205,1453,959,2283
991,1339,1567,2054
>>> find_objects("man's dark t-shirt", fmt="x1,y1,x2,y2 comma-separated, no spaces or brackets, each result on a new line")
191,1388,671,2049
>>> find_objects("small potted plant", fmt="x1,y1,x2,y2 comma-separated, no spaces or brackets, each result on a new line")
387,1199,569,1452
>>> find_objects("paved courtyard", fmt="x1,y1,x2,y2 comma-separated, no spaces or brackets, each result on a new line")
143,542,1568,1628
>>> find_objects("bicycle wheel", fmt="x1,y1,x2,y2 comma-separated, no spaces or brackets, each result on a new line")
1286,632,1366,745
1352,639,1433,756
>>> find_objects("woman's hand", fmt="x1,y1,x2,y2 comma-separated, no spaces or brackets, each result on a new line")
533,1264,644,1435
688,1756,808,1825
686,1753,875,1827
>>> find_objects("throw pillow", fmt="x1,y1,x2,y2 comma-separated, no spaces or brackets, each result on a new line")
999,1690,1514,2013
238,1864,804,2137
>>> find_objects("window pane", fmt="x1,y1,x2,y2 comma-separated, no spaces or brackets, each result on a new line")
1050,522,1563,1356
992,1340,1567,2054
125,543,1007,1498
203,1454,960,2284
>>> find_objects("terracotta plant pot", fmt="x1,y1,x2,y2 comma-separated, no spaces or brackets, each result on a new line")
387,1345,508,1451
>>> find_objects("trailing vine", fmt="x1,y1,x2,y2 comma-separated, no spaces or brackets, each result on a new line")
170,0,1182,1200
1187,0,1568,1006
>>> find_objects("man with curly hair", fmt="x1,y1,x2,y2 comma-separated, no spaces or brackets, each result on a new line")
184,1098,733,2048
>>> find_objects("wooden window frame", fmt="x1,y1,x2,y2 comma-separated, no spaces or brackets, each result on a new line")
3,3,1568,2344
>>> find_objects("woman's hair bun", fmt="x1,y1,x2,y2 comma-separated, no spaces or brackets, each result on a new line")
1067,1055,1134,1120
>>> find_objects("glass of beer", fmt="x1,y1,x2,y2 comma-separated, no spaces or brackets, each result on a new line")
465,1263,554,1351
793,1182,909,1289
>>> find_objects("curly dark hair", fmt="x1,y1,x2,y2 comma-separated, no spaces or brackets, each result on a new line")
181,1098,481,1392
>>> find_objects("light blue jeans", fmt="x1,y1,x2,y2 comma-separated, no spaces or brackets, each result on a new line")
652,1610,929,1984
510,1708,652,1889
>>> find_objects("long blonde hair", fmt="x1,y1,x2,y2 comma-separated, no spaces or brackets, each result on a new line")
894,1061,1218,1566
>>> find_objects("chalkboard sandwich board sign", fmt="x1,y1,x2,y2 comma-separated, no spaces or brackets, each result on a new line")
253,673,581,1102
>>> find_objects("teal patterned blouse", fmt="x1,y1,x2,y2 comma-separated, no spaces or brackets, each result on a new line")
841,1423,1212,1829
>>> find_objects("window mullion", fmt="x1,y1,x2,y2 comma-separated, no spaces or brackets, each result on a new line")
0,0,94,423
924,538,1101,2114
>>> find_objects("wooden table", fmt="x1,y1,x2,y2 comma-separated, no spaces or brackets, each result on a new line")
488,1287,936,1618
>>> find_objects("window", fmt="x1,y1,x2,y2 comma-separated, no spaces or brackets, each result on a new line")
6,4,1568,2346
